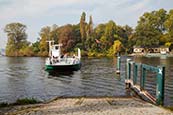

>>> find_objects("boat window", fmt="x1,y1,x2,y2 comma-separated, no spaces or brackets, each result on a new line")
55,46,59,50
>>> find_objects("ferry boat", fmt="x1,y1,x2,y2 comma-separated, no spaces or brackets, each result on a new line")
45,41,81,71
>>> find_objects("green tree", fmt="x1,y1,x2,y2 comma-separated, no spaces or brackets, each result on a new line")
88,15,94,35
165,10,173,41
31,40,40,54
134,9,167,47
164,9,173,50
19,45,34,56
98,20,117,51
72,24,82,49
93,24,106,52
95,24,106,40
123,25,133,38
4,22,28,56
122,25,133,53
104,20,117,45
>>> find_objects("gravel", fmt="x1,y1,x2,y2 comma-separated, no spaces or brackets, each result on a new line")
2,97,173,115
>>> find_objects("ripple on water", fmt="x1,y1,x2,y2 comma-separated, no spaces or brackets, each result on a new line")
1,57,173,106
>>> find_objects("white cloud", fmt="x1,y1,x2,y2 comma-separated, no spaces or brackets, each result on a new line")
127,0,150,12
0,0,87,19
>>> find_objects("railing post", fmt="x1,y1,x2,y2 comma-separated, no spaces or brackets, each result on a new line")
116,56,121,74
141,65,146,90
156,66,165,105
133,63,138,85
126,59,131,88
126,59,131,80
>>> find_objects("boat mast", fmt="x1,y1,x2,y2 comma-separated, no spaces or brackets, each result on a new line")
47,40,54,57
78,48,81,60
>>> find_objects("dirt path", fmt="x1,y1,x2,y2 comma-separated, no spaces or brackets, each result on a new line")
1,97,173,115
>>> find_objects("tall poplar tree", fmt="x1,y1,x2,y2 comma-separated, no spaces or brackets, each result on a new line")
80,12,87,50
39,26,51,56
86,15,94,50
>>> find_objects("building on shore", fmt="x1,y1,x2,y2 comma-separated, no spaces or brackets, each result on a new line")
133,46,169,54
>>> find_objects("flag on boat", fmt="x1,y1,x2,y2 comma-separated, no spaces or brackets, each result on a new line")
95,39,101,44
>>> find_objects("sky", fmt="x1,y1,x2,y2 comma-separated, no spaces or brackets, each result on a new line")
0,0,173,49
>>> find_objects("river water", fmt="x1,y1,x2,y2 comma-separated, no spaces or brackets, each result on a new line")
0,56,173,106
0,57,127,104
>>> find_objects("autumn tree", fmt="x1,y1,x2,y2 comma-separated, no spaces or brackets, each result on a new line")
4,22,28,56
108,40,123,56
50,24,59,43
58,24,77,53
86,15,94,50
38,25,59,56
38,26,51,56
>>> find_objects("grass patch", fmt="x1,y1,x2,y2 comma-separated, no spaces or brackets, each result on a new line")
0,98,41,108
0,102,9,108
165,107,173,111
13,98,41,105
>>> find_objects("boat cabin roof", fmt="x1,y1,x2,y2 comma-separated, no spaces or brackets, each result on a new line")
52,44,62,47
51,44,63,50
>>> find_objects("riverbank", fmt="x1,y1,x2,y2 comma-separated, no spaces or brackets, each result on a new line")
1,97,172,115
130,53,173,57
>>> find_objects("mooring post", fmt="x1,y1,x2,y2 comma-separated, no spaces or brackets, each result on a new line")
126,59,131,79
156,66,165,105
116,56,121,74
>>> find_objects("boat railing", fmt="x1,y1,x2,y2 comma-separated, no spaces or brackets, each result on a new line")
57,57,79,64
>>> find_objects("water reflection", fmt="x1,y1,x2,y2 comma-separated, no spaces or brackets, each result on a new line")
46,70,75,77
46,70,75,84
0,57,127,103
7,57,26,64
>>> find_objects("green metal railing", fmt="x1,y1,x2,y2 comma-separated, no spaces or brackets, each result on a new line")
125,59,165,105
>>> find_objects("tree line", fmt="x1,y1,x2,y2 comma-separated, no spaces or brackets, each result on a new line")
3,8,173,57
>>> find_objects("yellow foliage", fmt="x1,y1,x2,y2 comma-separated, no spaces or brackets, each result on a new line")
108,40,123,56
19,47,34,56
165,42,172,47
